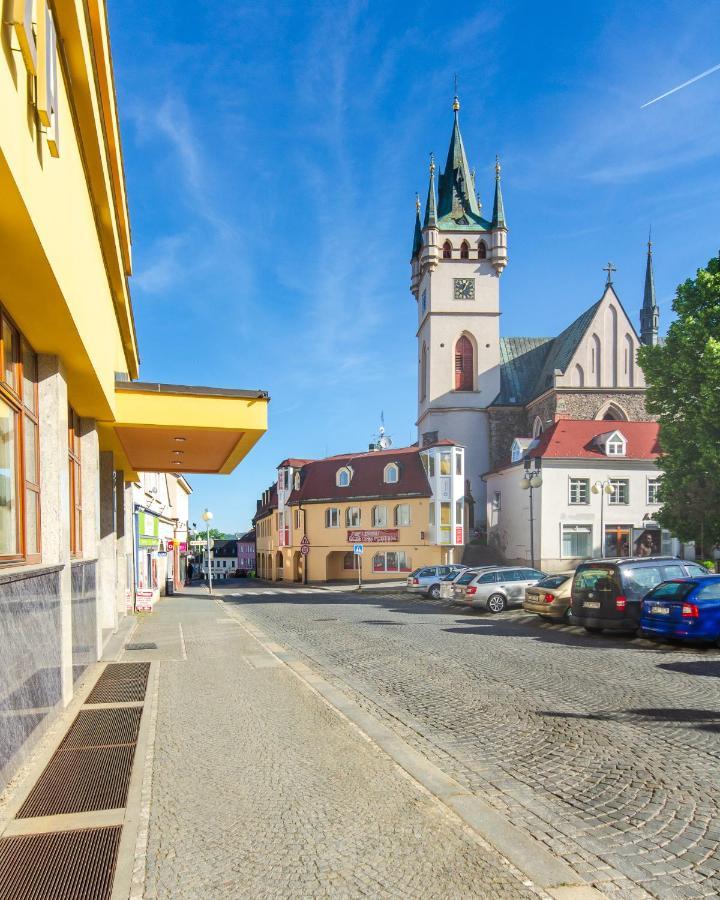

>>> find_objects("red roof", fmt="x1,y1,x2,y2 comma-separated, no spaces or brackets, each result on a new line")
530,420,660,460
288,445,433,504
278,458,314,468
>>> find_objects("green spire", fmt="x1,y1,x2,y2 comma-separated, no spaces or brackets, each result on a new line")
423,153,437,228
437,95,481,220
492,155,506,229
640,232,659,346
412,194,423,258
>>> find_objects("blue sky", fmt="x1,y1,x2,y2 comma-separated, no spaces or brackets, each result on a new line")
109,0,720,534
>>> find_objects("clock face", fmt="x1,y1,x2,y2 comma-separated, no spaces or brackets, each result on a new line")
454,277,475,300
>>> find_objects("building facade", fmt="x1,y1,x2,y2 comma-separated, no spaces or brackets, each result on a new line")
236,530,256,572
255,444,465,583
410,98,661,531
0,0,268,794
485,421,687,572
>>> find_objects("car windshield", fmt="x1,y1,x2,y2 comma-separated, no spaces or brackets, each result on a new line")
645,581,697,602
537,575,569,589
456,571,477,585
441,572,459,581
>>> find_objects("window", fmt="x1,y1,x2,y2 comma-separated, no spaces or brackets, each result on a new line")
477,572,498,584
477,241,487,259
606,435,626,456
372,505,387,527
427,454,436,477
68,406,82,556
608,480,629,504
454,334,474,391
420,343,428,402
294,472,301,490
395,504,411,526
562,524,592,558
439,501,451,543
294,509,300,528
698,582,720,601
460,241,469,259
647,478,660,504
325,508,340,528
492,492,501,512
440,451,452,476
455,450,462,475
343,552,357,570
336,467,351,487
569,478,590,505
442,241,452,259
604,525,631,557
346,507,361,527
532,416,543,439
372,551,411,572
455,498,464,526
384,463,399,484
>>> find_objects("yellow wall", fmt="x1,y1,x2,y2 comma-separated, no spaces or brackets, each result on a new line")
256,499,455,583
0,0,137,420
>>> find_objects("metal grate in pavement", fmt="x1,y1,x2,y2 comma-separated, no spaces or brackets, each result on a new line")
59,707,142,751
17,745,136,818
125,642,158,650
86,662,150,704
0,826,121,900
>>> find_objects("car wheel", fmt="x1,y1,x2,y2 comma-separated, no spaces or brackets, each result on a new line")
487,593,506,614
584,626,602,634
429,584,441,599
563,606,573,624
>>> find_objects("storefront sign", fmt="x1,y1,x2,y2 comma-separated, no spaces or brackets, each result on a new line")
135,590,154,612
455,526,463,545
179,542,188,552
347,529,398,544
137,511,160,548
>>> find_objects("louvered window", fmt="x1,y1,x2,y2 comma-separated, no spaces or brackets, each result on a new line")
454,336,473,391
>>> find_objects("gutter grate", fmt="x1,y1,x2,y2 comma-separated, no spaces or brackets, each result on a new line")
86,662,150,704
17,745,136,818
0,826,121,899
59,707,142,750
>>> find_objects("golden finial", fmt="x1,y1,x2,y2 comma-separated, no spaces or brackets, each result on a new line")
453,74,460,112
429,152,435,175
495,154,501,177
416,193,421,214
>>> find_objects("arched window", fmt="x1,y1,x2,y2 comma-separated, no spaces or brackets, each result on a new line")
345,507,361,527
454,335,474,391
460,241,470,259
395,504,411,526
591,334,601,387
477,240,487,259
442,241,452,259
596,401,629,422
383,463,399,484
606,305,618,386
372,505,387,527
625,334,634,387
532,416,543,438
572,364,584,387
336,467,351,487
420,342,427,402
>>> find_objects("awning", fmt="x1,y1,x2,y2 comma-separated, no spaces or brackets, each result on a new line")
99,381,269,481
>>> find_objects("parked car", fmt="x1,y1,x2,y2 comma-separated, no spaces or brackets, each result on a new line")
640,576,720,645
406,564,464,594
523,572,575,622
423,565,468,599
440,567,485,601
571,557,709,634
454,566,545,613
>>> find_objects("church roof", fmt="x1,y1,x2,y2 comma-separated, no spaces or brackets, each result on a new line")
494,300,602,405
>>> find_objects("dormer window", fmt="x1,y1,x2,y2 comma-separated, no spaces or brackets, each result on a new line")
599,430,627,456
510,440,524,464
384,463,399,484
336,467,352,487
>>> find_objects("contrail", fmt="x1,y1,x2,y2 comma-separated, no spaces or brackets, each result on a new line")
641,62,720,108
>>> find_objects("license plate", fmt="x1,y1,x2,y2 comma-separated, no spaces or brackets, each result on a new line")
584,601,601,609
651,605,669,615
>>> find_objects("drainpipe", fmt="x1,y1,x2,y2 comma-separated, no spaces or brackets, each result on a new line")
301,504,308,585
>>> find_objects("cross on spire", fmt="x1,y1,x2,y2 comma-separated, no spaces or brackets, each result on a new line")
603,261,617,285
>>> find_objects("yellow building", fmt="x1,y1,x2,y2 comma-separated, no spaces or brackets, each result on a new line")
255,444,465,583
0,1,267,791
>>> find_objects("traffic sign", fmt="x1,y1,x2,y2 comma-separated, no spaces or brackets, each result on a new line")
300,535,310,547
353,544,364,555
300,544,309,557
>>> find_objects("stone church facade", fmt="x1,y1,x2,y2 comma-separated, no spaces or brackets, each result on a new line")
410,96,660,528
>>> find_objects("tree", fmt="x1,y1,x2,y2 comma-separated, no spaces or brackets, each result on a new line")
638,254,720,554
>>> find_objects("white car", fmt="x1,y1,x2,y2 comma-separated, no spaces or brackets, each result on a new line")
406,564,465,596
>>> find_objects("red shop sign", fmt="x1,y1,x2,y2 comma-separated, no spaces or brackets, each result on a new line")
455,526,463,545
347,529,399,544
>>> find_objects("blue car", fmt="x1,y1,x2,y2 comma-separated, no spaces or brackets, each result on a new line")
640,575,720,644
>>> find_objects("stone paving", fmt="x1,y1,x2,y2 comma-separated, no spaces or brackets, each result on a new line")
126,591,540,899
224,584,720,899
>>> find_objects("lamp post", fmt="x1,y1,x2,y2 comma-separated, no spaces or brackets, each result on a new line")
520,460,543,569
591,480,615,557
202,509,213,595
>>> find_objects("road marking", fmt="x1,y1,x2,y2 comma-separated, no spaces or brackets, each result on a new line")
178,623,187,660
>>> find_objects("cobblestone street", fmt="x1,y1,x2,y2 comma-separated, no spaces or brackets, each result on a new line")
219,584,720,899
126,589,541,899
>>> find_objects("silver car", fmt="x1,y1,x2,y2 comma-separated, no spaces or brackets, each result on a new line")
454,566,545,613
406,564,464,594
444,566,498,602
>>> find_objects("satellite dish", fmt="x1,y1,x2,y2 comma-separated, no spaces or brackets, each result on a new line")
378,435,392,450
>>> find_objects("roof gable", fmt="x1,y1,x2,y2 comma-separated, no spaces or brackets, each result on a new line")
529,420,659,461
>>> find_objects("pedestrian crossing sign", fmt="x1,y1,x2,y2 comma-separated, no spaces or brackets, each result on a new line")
353,544,364,555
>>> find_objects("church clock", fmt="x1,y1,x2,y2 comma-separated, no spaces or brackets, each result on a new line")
453,277,475,300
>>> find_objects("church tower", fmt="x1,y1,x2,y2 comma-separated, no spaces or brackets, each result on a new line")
640,236,660,346
410,95,508,525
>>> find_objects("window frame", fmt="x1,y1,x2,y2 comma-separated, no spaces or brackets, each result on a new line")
647,477,660,505
345,507,361,527
325,507,340,528
568,477,590,505
394,504,411,527
608,479,630,505
336,467,351,487
383,463,399,484
561,523,592,559
371,505,388,527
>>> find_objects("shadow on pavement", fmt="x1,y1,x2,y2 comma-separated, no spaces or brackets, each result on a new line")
538,706,720,733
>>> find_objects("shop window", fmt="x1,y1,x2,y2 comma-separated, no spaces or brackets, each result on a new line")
604,525,631,557
562,524,592,558
68,407,82,555
343,552,357,570
372,551,411,572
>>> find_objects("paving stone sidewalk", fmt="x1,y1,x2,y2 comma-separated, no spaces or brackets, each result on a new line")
123,591,541,899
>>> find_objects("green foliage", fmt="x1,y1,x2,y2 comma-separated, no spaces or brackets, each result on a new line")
638,255,720,552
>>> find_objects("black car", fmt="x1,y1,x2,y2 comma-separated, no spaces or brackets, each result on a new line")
571,556,709,634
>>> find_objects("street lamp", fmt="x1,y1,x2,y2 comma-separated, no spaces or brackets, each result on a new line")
520,460,543,569
202,509,213,595
591,480,615,557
